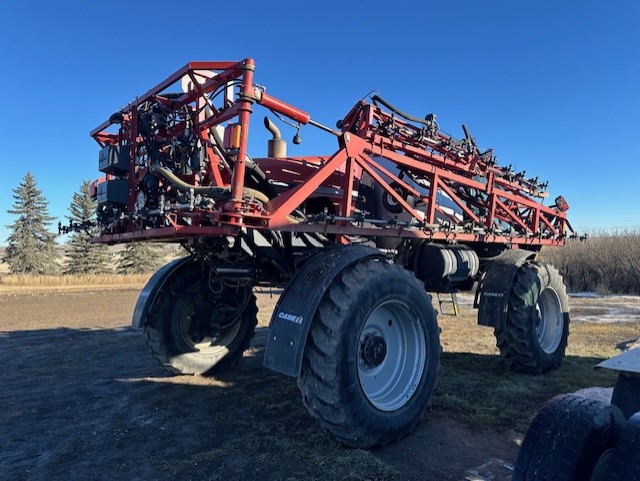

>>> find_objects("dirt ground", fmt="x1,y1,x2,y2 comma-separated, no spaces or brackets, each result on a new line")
4,287,634,480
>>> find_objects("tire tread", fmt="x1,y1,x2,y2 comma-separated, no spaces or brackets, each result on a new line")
297,259,441,448
496,262,569,373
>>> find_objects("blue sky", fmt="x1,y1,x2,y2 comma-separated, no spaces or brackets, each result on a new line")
0,0,638,244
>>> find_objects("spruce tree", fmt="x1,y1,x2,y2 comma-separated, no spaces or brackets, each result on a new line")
3,172,59,274
65,180,111,274
117,242,164,274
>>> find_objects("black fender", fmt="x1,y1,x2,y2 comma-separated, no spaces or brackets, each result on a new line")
131,256,194,329
477,249,536,329
263,245,385,377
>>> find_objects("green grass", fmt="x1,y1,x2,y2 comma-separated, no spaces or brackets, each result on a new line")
148,354,399,481
434,353,617,432
433,307,638,432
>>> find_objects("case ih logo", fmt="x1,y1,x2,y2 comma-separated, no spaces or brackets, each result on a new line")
278,311,303,324
483,292,504,298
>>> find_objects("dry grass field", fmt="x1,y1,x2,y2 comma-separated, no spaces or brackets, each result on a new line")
1,276,638,480
541,229,640,294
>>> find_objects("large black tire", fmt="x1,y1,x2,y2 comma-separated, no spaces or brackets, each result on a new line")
496,261,570,373
606,412,640,481
144,264,257,375
514,394,625,481
297,258,441,448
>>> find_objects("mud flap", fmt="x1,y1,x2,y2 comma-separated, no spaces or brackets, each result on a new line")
131,256,193,329
263,245,384,377
477,249,536,329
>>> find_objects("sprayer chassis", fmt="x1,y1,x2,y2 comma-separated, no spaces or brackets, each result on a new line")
89,59,573,449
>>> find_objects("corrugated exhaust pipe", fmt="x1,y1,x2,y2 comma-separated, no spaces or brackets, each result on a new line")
264,116,287,158
150,164,230,199
150,163,271,203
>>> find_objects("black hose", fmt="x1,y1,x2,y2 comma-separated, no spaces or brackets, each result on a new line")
371,95,434,127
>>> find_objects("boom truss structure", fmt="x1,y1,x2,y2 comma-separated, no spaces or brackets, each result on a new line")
89,58,573,247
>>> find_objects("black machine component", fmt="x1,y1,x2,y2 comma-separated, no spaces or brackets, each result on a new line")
598,349,640,419
135,99,201,175
97,179,129,207
412,243,479,292
98,144,130,175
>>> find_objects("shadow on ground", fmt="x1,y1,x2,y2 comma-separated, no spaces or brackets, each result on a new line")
0,324,617,481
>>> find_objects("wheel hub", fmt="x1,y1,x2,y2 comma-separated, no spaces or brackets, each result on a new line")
357,300,427,411
361,333,387,368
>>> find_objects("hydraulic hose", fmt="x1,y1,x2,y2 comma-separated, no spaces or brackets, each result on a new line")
150,164,271,206
371,95,434,127
150,164,231,199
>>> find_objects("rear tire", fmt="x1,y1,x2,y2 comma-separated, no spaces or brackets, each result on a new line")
496,262,570,373
297,259,441,448
144,263,257,375
606,412,640,481
513,394,625,481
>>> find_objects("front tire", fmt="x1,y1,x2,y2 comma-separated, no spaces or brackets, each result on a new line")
496,262,570,373
297,259,441,448
144,263,257,375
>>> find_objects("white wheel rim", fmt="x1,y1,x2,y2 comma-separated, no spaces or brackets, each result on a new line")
357,300,427,411
535,286,564,354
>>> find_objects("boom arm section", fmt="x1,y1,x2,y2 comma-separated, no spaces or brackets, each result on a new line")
333,96,572,243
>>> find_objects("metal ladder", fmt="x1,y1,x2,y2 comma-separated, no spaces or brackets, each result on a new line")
437,292,460,316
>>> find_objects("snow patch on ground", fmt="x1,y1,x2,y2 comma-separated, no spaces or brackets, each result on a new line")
570,296,640,323
452,292,640,323
570,292,601,298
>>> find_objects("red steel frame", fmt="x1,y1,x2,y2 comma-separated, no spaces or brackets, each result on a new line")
90,58,573,247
